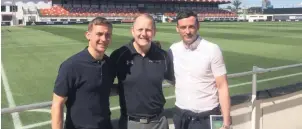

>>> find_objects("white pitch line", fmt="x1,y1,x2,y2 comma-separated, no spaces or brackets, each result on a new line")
22,72,302,129
169,124,175,129
1,63,23,129
23,121,51,129
23,109,66,129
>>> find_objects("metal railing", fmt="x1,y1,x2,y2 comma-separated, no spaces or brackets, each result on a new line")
2,63,302,129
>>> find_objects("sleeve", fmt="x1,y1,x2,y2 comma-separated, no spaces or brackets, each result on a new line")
109,49,127,116
164,49,175,82
53,61,75,97
118,83,127,116
211,45,227,77
108,52,117,84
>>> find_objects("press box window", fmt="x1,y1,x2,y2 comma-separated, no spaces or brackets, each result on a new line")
10,6,18,12
1,6,6,12
80,19,88,22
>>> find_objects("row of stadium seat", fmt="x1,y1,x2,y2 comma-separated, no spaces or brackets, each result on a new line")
39,6,142,17
39,5,237,18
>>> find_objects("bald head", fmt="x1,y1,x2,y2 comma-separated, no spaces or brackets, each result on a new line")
133,14,156,30
131,13,156,49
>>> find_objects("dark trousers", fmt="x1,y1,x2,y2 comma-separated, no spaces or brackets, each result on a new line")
173,106,221,129
119,115,128,129
118,112,168,129
127,115,168,129
64,120,113,129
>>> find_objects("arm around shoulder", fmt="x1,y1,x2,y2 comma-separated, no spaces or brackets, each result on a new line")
164,49,175,86
109,49,120,96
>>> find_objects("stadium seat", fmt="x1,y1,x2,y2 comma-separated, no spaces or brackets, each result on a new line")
38,4,237,21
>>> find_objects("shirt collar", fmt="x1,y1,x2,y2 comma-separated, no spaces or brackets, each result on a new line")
81,47,108,63
127,39,155,56
183,36,202,51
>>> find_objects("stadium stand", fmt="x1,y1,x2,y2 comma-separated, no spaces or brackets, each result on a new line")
36,0,237,23
39,6,140,18
262,8,302,21
264,8,302,14
236,7,302,22
2,0,237,25
38,5,236,20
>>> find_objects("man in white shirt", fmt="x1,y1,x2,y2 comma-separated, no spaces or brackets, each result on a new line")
168,11,231,129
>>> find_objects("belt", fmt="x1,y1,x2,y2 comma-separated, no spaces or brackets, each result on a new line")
128,112,163,124
175,106,221,121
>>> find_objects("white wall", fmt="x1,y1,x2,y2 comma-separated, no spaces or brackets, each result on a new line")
1,0,52,9
1,0,51,25
230,90,302,129
238,14,274,21
259,91,302,129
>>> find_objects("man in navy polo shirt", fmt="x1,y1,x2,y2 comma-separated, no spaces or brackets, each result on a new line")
110,14,174,129
51,17,113,129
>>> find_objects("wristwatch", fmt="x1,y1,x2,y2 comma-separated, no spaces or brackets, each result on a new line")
222,124,231,129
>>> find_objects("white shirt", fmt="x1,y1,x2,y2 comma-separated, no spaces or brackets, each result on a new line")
169,36,227,113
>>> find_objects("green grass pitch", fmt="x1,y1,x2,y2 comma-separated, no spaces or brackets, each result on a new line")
1,22,302,129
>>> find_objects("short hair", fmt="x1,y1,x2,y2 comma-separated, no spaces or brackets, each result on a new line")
88,17,112,31
133,14,156,30
176,11,198,25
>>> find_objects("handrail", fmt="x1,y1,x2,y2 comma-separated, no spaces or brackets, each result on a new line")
1,63,302,114
1,102,52,114
227,63,302,78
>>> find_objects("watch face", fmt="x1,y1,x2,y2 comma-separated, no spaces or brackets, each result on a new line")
210,115,223,129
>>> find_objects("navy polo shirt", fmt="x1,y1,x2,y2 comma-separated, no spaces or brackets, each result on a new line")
54,47,113,129
110,41,174,117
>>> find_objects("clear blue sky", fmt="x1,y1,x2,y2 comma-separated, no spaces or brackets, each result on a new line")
220,0,302,8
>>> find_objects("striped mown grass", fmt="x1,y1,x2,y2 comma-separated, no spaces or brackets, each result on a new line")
1,22,302,129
